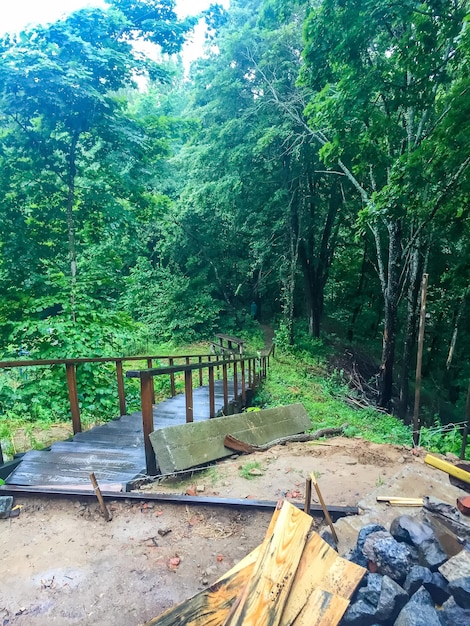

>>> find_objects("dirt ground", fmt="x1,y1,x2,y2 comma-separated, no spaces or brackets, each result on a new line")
0,437,426,626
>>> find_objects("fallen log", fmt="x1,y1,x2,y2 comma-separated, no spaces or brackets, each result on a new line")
224,425,347,454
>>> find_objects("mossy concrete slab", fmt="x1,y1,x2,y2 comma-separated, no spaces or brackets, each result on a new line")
150,403,311,474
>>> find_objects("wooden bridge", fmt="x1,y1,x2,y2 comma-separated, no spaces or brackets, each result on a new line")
0,336,273,492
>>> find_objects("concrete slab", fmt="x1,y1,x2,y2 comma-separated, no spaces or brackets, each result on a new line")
150,403,311,474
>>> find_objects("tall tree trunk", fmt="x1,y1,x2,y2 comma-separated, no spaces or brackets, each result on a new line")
66,131,79,323
378,219,402,409
398,240,423,422
300,181,341,338
347,244,368,342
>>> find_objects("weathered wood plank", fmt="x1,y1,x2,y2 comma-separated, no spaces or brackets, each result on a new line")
222,501,312,626
280,533,365,626
291,588,349,626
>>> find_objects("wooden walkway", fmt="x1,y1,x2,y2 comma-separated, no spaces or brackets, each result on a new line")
5,379,234,489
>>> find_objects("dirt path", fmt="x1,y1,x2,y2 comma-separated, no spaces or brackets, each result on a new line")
0,437,429,625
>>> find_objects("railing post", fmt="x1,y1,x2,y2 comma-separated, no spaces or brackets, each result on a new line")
248,359,252,388
209,365,215,418
66,363,82,434
116,360,127,416
169,357,176,396
233,360,238,400
241,359,246,404
198,356,203,387
147,358,155,404
184,369,194,423
140,372,157,475
223,362,229,414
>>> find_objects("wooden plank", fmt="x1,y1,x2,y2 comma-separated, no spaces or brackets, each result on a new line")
291,588,349,626
424,454,470,484
310,472,338,543
280,533,365,626
222,501,312,626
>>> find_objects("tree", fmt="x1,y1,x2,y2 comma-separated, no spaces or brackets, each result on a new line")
300,0,470,408
0,1,193,343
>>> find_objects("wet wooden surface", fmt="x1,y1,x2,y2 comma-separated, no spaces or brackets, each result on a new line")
6,379,234,487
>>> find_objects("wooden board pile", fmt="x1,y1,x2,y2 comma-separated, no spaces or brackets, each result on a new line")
144,500,365,626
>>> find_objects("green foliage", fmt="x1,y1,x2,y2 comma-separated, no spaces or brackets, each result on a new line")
239,461,264,480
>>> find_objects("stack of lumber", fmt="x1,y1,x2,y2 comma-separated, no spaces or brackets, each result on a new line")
144,500,365,626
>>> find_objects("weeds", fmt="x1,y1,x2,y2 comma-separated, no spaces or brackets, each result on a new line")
239,461,264,480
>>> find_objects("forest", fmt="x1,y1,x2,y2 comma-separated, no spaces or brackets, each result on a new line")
0,0,469,440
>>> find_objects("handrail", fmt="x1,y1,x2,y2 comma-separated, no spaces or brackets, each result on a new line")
0,353,219,436
126,353,269,475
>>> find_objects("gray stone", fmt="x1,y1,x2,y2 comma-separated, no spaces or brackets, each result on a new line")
370,537,413,583
319,528,337,551
356,573,382,607
390,515,435,547
0,495,13,519
423,571,450,605
375,575,409,622
340,599,377,625
357,523,387,552
403,566,433,596
439,596,470,625
363,531,394,561
448,576,470,609
393,603,442,626
408,586,434,607
347,546,368,568
418,538,448,571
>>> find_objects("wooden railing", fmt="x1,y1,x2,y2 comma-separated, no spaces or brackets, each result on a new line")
126,353,270,474
0,353,216,435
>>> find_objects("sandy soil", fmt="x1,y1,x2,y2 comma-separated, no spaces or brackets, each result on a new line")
0,437,426,626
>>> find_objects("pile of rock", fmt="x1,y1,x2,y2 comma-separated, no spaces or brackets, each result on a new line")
339,515,470,625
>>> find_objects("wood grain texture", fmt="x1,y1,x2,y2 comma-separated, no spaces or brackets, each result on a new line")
292,588,349,626
280,533,365,626
222,501,312,626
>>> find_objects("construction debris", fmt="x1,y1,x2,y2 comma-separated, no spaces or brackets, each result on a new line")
144,500,365,626
223,425,347,454
425,454,470,486
150,404,311,474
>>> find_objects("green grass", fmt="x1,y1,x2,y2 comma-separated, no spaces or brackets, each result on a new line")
239,461,264,480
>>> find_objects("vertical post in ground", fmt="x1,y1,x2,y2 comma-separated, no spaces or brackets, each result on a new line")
223,363,229,414
140,373,156,475
116,360,127,416
413,273,429,447
198,356,203,387
209,365,215,418
169,358,176,396
147,358,155,404
66,362,82,434
241,360,246,405
185,369,194,423
233,360,238,401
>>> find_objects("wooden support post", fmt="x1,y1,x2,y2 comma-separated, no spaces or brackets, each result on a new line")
413,273,429,447
304,476,312,514
0,442,4,466
209,366,215,418
241,360,246,404
248,359,252,388
116,360,127,416
66,363,82,434
223,363,229,414
147,358,155,404
90,472,112,522
310,472,338,543
233,360,238,401
140,373,157,475
185,369,194,423
169,357,176,397
198,356,203,387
